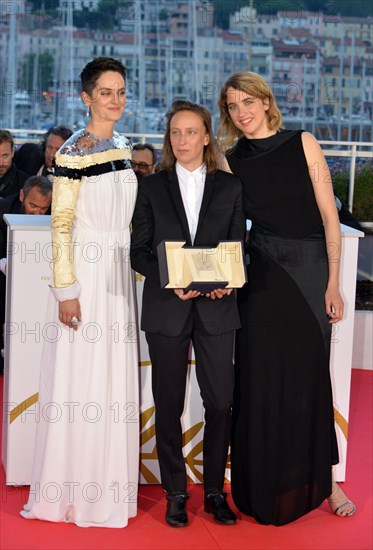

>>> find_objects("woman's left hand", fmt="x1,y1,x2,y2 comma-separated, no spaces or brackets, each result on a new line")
325,286,344,323
59,298,82,331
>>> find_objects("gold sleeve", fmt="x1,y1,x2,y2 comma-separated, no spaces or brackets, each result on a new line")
51,174,81,289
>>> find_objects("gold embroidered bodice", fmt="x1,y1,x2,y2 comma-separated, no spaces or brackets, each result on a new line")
51,129,132,289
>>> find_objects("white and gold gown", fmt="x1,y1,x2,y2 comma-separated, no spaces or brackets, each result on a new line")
21,130,139,528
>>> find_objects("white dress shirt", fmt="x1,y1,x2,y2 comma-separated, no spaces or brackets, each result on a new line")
176,162,206,244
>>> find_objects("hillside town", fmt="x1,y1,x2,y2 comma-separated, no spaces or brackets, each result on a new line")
1,0,372,139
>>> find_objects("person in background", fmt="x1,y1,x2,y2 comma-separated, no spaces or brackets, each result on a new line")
217,71,356,526
0,175,52,375
333,192,363,231
13,142,44,176
37,126,73,180
14,126,73,180
0,130,29,199
131,142,157,182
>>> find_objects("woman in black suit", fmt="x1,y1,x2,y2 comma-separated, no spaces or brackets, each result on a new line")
130,100,245,527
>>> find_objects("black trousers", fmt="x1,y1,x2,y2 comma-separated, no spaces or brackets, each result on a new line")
146,304,235,494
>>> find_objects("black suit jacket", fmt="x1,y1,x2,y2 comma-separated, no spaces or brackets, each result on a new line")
130,167,245,337
0,193,22,260
0,165,29,199
14,143,44,176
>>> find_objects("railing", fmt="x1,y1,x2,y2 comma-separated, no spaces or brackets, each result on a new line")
318,141,372,212
9,130,373,213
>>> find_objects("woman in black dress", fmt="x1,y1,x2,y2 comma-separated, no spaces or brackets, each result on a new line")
217,71,356,525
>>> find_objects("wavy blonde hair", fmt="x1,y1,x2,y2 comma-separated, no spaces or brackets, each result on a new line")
217,71,283,154
161,100,218,174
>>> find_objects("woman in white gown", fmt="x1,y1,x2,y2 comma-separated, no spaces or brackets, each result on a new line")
21,57,139,528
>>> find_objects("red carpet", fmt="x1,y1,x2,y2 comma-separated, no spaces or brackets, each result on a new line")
1,370,372,550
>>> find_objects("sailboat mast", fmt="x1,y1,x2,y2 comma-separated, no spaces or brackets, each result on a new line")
192,0,200,104
8,9,17,128
136,0,145,134
348,32,355,141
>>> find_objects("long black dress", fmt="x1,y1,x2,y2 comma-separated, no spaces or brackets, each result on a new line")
227,130,339,526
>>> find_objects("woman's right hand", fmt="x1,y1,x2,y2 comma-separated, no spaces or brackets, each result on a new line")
59,299,82,331
174,289,201,301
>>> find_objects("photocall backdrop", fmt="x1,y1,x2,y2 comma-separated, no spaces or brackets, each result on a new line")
1,216,363,486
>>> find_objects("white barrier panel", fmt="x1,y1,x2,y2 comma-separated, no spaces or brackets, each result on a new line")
331,225,364,480
1,216,363,484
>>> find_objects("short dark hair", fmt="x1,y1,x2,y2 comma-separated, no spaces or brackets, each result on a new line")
22,175,52,197
0,129,14,149
133,143,157,165
41,126,73,154
161,100,218,174
80,57,127,96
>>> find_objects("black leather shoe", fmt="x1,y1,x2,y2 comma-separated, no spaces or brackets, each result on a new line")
204,492,236,525
166,491,189,527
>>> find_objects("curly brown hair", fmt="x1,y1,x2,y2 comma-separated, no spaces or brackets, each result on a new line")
217,72,283,154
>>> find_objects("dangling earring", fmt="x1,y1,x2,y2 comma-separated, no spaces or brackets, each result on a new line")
86,106,90,117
